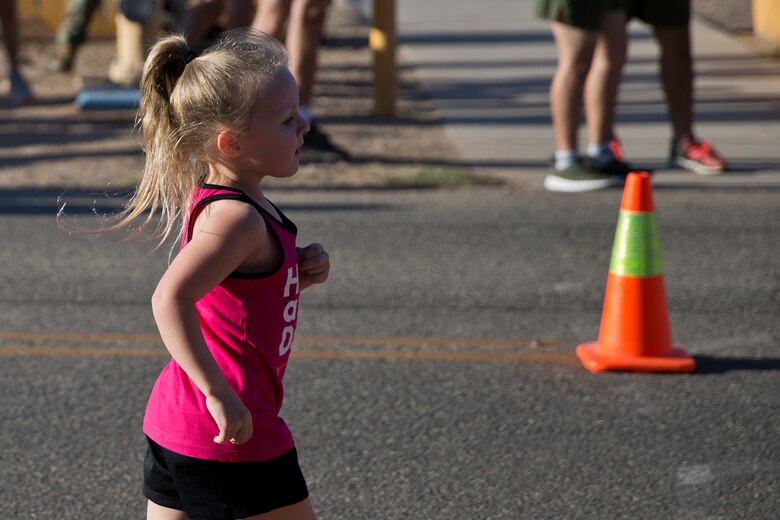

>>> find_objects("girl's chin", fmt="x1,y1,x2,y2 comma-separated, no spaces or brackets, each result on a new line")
284,163,300,177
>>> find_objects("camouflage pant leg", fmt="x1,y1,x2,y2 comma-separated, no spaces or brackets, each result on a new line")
56,0,104,47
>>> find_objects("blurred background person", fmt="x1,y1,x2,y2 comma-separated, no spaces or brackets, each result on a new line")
1,0,35,104
536,0,631,192
49,0,101,72
252,0,349,161
611,0,727,174
181,0,348,161
181,0,254,49
50,0,185,78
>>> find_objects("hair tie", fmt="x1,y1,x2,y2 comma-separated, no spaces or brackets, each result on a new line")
182,49,199,66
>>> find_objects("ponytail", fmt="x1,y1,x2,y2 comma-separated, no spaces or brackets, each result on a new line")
108,35,194,244
77,29,289,247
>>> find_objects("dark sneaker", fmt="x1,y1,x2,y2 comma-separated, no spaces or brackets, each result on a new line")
8,71,34,105
302,121,350,163
586,156,633,177
544,159,618,192
670,138,726,175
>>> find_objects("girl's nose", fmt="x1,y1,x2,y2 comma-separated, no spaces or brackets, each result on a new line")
299,116,310,136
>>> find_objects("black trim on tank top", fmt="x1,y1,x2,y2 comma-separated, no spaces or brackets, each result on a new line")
198,179,298,235
187,191,288,279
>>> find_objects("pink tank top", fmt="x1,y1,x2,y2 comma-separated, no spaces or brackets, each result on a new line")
143,182,300,462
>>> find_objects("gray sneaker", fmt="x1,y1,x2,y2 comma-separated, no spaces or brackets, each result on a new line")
544,159,617,192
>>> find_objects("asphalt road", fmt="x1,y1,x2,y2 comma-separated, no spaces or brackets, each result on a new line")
0,183,778,519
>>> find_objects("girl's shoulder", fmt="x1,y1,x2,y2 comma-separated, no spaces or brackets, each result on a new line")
191,197,269,243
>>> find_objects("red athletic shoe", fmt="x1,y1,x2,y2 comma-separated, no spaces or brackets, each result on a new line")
671,139,727,175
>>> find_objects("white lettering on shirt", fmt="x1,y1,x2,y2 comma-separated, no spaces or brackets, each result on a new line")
279,327,294,356
279,267,300,356
283,266,299,298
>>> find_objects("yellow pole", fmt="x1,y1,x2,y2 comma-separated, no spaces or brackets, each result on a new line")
18,0,117,37
753,0,780,44
371,0,396,117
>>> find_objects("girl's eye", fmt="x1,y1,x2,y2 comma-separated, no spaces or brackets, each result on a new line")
283,116,295,125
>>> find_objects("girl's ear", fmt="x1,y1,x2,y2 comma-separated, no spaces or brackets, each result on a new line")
216,130,243,158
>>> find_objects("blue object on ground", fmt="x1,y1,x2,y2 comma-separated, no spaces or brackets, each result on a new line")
76,84,141,110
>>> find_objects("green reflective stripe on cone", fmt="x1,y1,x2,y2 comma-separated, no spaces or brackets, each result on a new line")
609,211,663,277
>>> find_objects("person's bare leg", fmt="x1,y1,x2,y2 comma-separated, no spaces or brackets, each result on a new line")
147,500,189,520
584,10,627,148
252,0,292,40
1,0,35,102
285,0,329,107
0,0,21,71
108,4,161,85
654,23,726,172
181,0,226,48
224,0,254,31
549,21,598,154
244,497,317,520
653,23,694,145
256,0,346,158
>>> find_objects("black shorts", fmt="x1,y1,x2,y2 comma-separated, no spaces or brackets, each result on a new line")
143,437,309,520
627,0,690,26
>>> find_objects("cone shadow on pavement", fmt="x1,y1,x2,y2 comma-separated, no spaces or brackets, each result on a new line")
692,356,780,374
576,172,696,373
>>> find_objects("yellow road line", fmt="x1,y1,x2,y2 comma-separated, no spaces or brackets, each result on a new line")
300,335,559,349
0,346,576,363
0,331,573,363
0,331,559,349
294,350,576,363
0,346,164,357
0,344,576,363
0,331,160,343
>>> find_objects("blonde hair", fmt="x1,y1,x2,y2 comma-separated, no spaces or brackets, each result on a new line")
107,29,288,244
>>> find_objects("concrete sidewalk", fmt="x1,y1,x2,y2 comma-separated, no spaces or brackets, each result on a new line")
383,0,780,188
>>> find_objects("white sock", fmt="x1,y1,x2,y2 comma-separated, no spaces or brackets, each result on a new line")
554,150,577,171
299,105,313,124
586,142,614,165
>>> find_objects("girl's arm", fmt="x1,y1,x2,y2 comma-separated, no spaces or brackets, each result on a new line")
151,200,270,445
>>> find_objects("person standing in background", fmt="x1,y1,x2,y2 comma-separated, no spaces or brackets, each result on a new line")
253,0,349,162
1,0,35,104
181,0,254,49
613,0,727,174
536,0,632,192
49,0,101,72
182,0,349,162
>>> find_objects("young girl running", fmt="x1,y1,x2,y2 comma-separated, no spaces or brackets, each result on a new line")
116,29,329,519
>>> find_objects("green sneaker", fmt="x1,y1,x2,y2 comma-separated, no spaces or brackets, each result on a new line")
544,159,617,192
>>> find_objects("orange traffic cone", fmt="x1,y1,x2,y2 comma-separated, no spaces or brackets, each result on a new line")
576,172,695,373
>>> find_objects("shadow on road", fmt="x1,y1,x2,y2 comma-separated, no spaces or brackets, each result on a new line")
694,355,780,374
0,186,401,216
